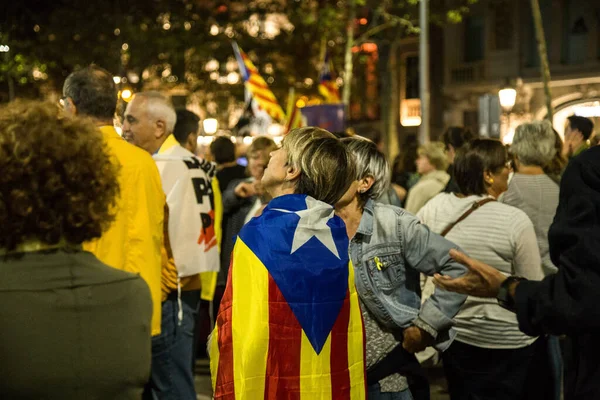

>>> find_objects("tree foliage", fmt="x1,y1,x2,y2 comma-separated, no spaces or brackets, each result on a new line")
1,0,476,122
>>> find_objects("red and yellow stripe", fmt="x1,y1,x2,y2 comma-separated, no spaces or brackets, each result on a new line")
318,82,341,104
239,52,285,122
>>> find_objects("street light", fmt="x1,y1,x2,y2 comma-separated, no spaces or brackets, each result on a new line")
499,87,517,111
499,84,517,144
203,118,218,135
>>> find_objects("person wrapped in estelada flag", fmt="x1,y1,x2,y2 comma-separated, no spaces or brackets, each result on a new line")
209,128,366,399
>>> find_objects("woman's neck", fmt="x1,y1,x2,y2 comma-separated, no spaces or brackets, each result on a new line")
267,183,296,199
517,165,545,175
335,197,364,240
486,188,502,199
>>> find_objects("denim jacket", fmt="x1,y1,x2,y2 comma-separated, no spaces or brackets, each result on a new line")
349,199,468,351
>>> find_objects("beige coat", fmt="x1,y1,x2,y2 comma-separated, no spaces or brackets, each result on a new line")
404,170,450,214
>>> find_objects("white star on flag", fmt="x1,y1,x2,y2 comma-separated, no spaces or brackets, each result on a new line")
287,197,341,259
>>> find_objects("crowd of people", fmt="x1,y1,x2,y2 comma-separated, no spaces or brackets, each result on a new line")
1,62,599,400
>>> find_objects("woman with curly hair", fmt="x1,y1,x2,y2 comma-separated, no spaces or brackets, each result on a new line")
0,101,153,399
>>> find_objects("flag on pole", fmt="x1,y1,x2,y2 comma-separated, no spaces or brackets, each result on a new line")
210,194,366,399
318,51,341,104
285,87,305,134
232,42,286,122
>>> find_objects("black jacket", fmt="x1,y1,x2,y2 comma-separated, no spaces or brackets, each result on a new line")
218,178,259,285
515,146,600,400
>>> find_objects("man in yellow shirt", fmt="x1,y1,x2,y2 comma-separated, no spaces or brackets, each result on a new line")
61,66,164,338
123,91,221,400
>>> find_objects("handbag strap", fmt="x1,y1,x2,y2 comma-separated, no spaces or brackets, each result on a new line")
440,197,496,237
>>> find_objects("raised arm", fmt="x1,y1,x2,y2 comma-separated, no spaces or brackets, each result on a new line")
222,179,253,213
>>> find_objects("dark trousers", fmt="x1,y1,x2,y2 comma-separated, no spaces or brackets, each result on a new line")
193,284,226,361
521,336,559,400
442,339,539,400
193,299,211,360
367,343,429,400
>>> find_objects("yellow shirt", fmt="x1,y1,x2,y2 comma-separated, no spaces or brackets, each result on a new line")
84,126,164,336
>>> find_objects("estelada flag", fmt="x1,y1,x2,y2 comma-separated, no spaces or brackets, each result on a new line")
210,194,366,399
318,51,341,104
233,42,286,122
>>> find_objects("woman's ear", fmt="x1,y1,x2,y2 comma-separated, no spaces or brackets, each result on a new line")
483,170,494,185
285,164,301,182
358,175,375,193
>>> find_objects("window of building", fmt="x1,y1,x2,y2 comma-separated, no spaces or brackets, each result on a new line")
405,56,419,100
491,1,514,50
524,0,552,68
562,0,589,65
400,55,421,127
464,16,485,62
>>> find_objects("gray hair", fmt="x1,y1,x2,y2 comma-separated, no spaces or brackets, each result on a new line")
134,91,177,133
63,65,117,120
511,120,557,167
341,136,390,200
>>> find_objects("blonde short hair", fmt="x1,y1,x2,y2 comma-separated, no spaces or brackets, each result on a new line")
247,136,277,158
418,142,448,171
282,127,356,205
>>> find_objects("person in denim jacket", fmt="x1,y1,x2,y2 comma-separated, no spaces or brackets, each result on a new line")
336,137,468,400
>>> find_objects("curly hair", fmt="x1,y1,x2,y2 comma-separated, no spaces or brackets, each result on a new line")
0,101,120,251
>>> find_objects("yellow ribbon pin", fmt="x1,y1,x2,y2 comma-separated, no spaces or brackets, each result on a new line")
374,256,384,271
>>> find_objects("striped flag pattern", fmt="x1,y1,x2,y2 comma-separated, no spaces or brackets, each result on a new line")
210,194,366,400
232,42,286,122
318,51,341,104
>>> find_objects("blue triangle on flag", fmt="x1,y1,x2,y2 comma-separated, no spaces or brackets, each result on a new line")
267,235,347,354
239,195,350,354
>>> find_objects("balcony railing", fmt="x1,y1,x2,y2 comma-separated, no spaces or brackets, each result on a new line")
450,62,485,84
400,98,422,127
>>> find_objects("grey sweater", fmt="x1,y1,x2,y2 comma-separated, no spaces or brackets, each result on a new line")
500,173,560,276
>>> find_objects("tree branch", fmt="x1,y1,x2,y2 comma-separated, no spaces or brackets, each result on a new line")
354,13,415,46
